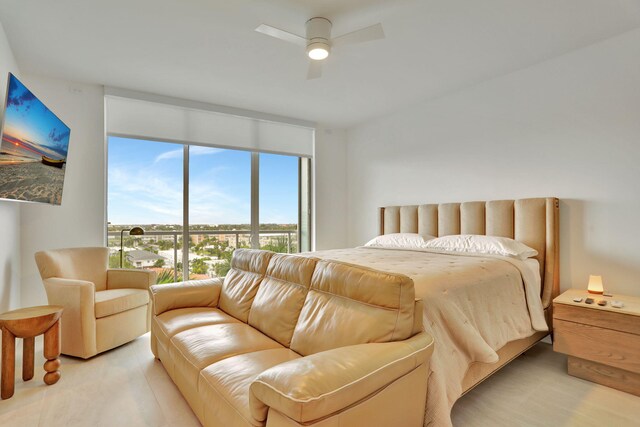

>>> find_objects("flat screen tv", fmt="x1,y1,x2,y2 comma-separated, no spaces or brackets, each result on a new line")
0,73,71,205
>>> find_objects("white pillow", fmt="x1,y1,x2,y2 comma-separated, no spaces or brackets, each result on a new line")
422,235,538,260
364,233,434,249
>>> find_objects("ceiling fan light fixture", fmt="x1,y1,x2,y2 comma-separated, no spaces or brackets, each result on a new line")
255,16,384,78
307,42,330,60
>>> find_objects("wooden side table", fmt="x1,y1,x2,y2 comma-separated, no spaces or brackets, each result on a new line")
553,289,640,396
0,305,64,399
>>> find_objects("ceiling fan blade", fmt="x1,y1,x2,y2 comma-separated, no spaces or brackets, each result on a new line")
332,23,385,48
255,24,306,46
307,60,323,80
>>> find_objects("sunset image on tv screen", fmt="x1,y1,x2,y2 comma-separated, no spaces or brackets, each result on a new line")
0,73,71,205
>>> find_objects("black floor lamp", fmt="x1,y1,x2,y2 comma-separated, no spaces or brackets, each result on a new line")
120,226,145,268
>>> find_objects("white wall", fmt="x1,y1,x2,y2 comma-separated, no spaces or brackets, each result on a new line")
314,127,349,250
0,21,21,312
346,29,640,296
20,75,105,306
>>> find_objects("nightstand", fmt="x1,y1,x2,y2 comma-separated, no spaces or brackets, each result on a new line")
553,289,640,396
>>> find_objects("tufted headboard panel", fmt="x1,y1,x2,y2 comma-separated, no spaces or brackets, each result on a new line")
379,198,559,309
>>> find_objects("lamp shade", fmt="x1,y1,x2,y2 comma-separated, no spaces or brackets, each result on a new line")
588,275,604,294
129,227,145,236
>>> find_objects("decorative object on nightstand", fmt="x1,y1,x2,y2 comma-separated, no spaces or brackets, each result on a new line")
553,289,640,397
0,305,64,399
587,274,604,294
120,226,145,267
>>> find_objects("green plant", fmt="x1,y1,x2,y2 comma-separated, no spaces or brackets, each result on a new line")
190,257,210,275
213,260,231,278
156,269,178,284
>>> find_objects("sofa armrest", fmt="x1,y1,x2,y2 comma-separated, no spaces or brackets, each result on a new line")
43,278,97,358
250,332,434,424
150,278,222,316
107,269,157,290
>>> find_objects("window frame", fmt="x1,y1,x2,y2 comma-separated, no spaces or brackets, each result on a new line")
105,136,312,279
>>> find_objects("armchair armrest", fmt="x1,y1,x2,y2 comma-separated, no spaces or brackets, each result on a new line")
150,278,222,316
43,277,97,358
250,332,434,424
107,269,157,290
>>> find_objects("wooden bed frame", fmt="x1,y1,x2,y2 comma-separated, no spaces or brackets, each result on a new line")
378,197,559,394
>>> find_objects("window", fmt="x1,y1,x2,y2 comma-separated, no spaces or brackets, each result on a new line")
189,147,251,279
107,137,184,282
259,153,299,253
107,137,311,282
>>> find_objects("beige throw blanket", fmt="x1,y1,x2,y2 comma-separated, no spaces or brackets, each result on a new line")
303,247,547,427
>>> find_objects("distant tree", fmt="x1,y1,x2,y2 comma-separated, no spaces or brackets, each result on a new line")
153,258,165,268
109,252,134,269
214,261,231,278
213,248,235,278
261,235,291,253
190,258,209,275
157,240,174,250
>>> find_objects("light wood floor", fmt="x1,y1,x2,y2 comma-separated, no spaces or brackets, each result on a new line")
1,334,639,427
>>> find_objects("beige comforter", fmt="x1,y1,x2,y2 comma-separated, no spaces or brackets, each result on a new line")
303,247,547,427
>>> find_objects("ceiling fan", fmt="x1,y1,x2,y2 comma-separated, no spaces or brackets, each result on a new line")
255,17,385,79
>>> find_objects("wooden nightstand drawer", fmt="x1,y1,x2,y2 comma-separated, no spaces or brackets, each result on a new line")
554,319,640,374
554,303,639,335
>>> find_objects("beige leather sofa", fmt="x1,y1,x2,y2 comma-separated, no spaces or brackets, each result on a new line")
150,249,434,427
35,247,157,359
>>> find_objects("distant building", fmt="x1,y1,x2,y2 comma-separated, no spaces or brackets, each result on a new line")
190,234,207,245
126,249,166,268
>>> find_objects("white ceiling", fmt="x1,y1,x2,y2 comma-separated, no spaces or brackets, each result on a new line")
1,0,640,127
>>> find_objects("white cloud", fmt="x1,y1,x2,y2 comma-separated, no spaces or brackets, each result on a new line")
154,145,223,163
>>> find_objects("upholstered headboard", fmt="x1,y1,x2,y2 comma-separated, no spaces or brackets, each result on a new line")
379,198,559,309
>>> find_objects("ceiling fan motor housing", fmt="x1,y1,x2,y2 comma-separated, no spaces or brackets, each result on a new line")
306,17,332,58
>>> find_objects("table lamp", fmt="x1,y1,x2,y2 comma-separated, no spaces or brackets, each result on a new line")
587,275,604,295
120,226,145,267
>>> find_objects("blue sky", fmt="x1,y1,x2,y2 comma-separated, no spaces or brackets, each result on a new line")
108,137,298,225
1,74,70,160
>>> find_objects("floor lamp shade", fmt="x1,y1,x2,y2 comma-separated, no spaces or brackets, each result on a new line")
120,227,145,267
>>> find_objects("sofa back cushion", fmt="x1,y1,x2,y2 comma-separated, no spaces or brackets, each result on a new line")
34,247,109,291
290,259,416,356
218,249,274,322
248,254,318,347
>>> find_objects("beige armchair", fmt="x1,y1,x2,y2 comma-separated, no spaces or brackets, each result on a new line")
34,247,157,359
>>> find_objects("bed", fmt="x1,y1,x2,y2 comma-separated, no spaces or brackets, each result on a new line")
304,197,559,427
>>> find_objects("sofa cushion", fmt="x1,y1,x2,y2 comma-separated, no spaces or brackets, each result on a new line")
152,307,240,350
169,323,283,396
248,254,318,347
290,259,416,356
94,288,149,319
219,249,274,323
199,348,301,427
